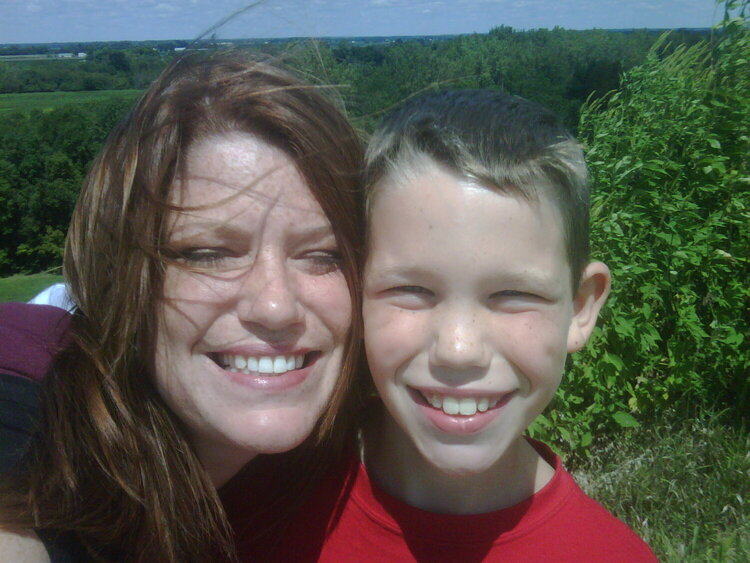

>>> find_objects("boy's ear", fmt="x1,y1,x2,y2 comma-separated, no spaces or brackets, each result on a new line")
567,261,611,353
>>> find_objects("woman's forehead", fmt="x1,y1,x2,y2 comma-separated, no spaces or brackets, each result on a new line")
165,132,332,240
171,132,315,205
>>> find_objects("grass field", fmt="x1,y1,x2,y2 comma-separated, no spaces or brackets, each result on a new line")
0,273,64,302
572,410,750,562
0,89,142,113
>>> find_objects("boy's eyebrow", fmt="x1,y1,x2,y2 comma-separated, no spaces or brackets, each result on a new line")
491,269,560,287
365,264,433,280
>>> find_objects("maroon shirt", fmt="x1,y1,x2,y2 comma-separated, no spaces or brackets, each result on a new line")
0,303,71,472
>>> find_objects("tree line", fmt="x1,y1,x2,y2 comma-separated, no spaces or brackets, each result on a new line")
0,27,704,276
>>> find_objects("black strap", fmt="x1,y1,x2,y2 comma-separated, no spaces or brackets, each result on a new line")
0,372,41,473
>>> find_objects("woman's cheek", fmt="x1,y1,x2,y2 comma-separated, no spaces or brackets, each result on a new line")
311,273,353,340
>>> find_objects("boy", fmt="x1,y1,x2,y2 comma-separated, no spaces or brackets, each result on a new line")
8,90,656,561
292,90,655,561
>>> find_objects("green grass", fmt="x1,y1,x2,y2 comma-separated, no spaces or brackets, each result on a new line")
0,90,141,113
571,410,750,562
0,273,64,303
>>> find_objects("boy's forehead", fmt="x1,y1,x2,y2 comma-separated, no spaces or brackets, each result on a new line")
367,165,571,282
373,154,566,205
370,160,564,232
366,158,576,285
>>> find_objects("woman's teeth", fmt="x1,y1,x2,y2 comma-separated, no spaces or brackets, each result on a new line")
217,353,304,375
423,393,501,416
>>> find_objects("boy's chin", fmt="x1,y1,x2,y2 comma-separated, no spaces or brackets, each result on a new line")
418,440,517,478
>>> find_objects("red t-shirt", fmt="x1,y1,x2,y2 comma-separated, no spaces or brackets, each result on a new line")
224,440,657,562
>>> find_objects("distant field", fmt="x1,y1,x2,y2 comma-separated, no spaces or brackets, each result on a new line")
0,273,63,303
0,89,141,113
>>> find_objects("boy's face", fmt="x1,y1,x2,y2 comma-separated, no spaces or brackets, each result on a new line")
363,164,608,476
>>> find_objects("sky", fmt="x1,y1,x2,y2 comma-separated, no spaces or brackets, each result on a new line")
0,0,721,45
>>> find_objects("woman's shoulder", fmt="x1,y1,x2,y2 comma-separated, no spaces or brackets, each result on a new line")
0,302,71,382
0,528,51,563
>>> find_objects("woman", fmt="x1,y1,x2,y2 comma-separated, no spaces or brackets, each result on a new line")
0,50,364,561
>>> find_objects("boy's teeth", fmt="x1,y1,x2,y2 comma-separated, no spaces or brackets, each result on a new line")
259,357,273,373
443,396,460,415
459,398,477,416
219,354,305,375
424,393,503,416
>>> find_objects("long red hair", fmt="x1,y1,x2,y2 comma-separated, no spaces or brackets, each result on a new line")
0,51,364,561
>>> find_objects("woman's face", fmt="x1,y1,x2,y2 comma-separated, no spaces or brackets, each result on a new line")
154,132,352,484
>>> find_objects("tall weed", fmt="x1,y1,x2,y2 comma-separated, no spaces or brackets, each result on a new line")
531,4,749,451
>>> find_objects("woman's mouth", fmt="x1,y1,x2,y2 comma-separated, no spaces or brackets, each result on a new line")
211,352,319,376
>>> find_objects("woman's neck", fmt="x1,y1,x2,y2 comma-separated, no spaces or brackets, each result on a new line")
192,439,258,488
361,406,554,515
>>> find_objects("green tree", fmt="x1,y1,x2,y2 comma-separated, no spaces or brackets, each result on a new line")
534,15,750,451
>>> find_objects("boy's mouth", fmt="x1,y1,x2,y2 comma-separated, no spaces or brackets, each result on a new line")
211,352,318,375
410,388,514,417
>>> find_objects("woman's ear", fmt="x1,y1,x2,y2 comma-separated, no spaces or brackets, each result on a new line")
567,261,611,353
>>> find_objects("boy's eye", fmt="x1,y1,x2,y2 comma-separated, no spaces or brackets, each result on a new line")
489,290,546,311
392,285,433,295
493,290,532,298
384,285,435,310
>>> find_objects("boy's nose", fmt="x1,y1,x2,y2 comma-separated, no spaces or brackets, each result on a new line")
236,255,305,333
430,310,489,370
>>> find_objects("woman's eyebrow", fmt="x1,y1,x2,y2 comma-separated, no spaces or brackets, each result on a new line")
169,223,336,243
169,222,250,241
292,225,336,241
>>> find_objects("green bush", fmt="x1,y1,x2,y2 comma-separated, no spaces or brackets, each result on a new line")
532,5,749,451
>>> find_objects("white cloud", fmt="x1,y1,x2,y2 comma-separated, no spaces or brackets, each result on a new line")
155,2,179,12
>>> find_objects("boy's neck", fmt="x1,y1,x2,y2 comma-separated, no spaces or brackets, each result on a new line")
361,406,555,515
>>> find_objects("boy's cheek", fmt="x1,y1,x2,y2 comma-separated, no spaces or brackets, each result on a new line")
364,306,425,364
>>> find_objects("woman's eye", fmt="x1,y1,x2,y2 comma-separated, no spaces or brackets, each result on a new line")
176,248,234,266
300,250,344,275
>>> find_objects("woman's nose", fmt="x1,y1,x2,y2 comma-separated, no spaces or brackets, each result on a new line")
236,255,305,332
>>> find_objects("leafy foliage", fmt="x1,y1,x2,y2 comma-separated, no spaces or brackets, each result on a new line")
1,27,699,275
530,7,749,451
0,46,169,93
288,27,704,131
0,97,134,274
